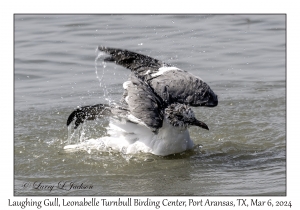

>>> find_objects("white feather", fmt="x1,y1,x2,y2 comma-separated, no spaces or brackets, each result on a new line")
151,66,180,77
64,117,194,156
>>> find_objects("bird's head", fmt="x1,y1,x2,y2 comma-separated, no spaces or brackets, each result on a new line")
164,103,209,130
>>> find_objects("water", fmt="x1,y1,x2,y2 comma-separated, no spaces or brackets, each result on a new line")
14,14,285,196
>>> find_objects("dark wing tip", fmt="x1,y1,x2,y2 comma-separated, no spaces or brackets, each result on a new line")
98,46,107,52
66,110,77,127
98,46,116,54
66,104,111,129
97,46,165,72
67,110,83,129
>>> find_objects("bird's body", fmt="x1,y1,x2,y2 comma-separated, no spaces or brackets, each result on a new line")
65,47,218,156
65,108,194,156
107,116,194,156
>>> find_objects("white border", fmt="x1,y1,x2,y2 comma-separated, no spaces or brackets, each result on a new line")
3,0,297,209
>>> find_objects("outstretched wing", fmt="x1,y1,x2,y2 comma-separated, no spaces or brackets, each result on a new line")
98,46,171,77
66,104,111,129
124,75,164,131
98,46,218,108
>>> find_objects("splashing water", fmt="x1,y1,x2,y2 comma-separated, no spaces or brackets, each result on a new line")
94,47,115,105
67,122,88,145
65,119,152,155
94,48,106,94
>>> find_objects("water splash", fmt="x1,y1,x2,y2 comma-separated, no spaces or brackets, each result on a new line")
67,125,72,144
67,124,83,145
94,48,107,97
94,47,116,106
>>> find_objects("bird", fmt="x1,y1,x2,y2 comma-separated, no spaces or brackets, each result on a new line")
66,46,218,156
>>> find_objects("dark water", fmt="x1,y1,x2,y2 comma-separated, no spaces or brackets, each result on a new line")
14,14,285,196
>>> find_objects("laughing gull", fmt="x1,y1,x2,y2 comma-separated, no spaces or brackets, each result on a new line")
66,47,218,155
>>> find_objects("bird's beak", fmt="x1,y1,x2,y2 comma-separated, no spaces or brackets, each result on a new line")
190,118,209,130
